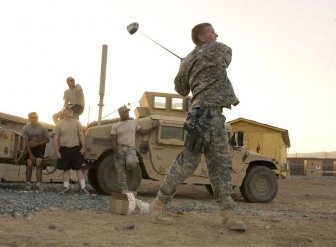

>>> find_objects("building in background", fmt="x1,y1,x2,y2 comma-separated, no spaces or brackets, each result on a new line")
287,152,336,176
228,117,290,178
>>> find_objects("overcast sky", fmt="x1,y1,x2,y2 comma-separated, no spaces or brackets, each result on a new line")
0,0,335,153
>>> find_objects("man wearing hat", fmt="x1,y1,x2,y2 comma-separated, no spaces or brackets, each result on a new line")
111,105,155,192
52,76,85,124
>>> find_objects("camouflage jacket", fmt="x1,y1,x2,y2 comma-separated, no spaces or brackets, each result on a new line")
174,42,239,109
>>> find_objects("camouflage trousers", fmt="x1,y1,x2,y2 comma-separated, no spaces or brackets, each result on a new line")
114,145,137,191
158,107,233,205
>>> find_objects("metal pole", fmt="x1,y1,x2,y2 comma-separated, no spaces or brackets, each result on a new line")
98,44,108,125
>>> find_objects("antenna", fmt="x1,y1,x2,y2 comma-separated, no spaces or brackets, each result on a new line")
98,44,108,125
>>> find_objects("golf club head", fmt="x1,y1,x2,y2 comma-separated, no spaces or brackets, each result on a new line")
127,22,139,35
126,22,182,60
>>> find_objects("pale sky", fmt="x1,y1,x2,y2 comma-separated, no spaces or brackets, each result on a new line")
0,0,335,153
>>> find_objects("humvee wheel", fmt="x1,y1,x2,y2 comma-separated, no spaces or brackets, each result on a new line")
96,154,142,194
240,166,278,203
88,168,103,193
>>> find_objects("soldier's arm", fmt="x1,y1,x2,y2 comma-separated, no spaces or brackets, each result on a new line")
63,91,69,106
37,129,49,147
53,132,62,159
137,121,158,135
25,139,34,158
174,60,191,97
76,87,84,97
111,134,117,150
111,134,120,158
79,131,85,154
53,134,59,153
75,84,84,100
22,128,34,157
174,74,190,97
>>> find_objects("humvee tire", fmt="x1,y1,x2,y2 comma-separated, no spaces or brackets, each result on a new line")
240,166,278,203
96,154,142,194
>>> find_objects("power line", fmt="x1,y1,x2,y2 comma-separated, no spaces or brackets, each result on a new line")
102,101,138,120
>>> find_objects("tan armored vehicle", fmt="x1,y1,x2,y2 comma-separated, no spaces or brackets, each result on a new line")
85,91,279,203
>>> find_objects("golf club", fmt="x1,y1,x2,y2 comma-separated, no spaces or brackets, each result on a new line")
127,22,182,60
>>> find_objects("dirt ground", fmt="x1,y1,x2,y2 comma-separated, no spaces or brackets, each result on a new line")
0,177,335,247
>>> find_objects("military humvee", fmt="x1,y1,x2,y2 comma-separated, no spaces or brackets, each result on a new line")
84,91,278,203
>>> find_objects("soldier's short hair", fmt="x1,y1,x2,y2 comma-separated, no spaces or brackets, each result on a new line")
28,112,38,119
66,77,75,82
191,23,212,46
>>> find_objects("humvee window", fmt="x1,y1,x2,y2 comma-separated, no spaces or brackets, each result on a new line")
171,98,183,111
159,126,185,145
153,96,166,109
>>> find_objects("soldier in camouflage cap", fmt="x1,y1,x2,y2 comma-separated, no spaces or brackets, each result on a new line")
111,105,157,193
149,23,246,231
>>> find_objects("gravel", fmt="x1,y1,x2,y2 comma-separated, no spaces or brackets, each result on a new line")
0,182,220,218
5,176,330,218
0,182,112,217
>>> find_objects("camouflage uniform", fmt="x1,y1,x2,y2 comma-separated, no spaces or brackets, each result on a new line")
157,41,239,209
111,118,140,192
114,145,137,191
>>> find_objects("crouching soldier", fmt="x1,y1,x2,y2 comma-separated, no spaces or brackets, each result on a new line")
111,105,156,193
22,112,49,191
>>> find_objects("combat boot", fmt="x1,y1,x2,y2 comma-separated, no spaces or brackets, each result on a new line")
221,195,237,210
220,196,246,231
149,197,172,225
221,210,247,231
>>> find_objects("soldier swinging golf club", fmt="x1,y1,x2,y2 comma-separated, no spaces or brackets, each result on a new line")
126,22,182,60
